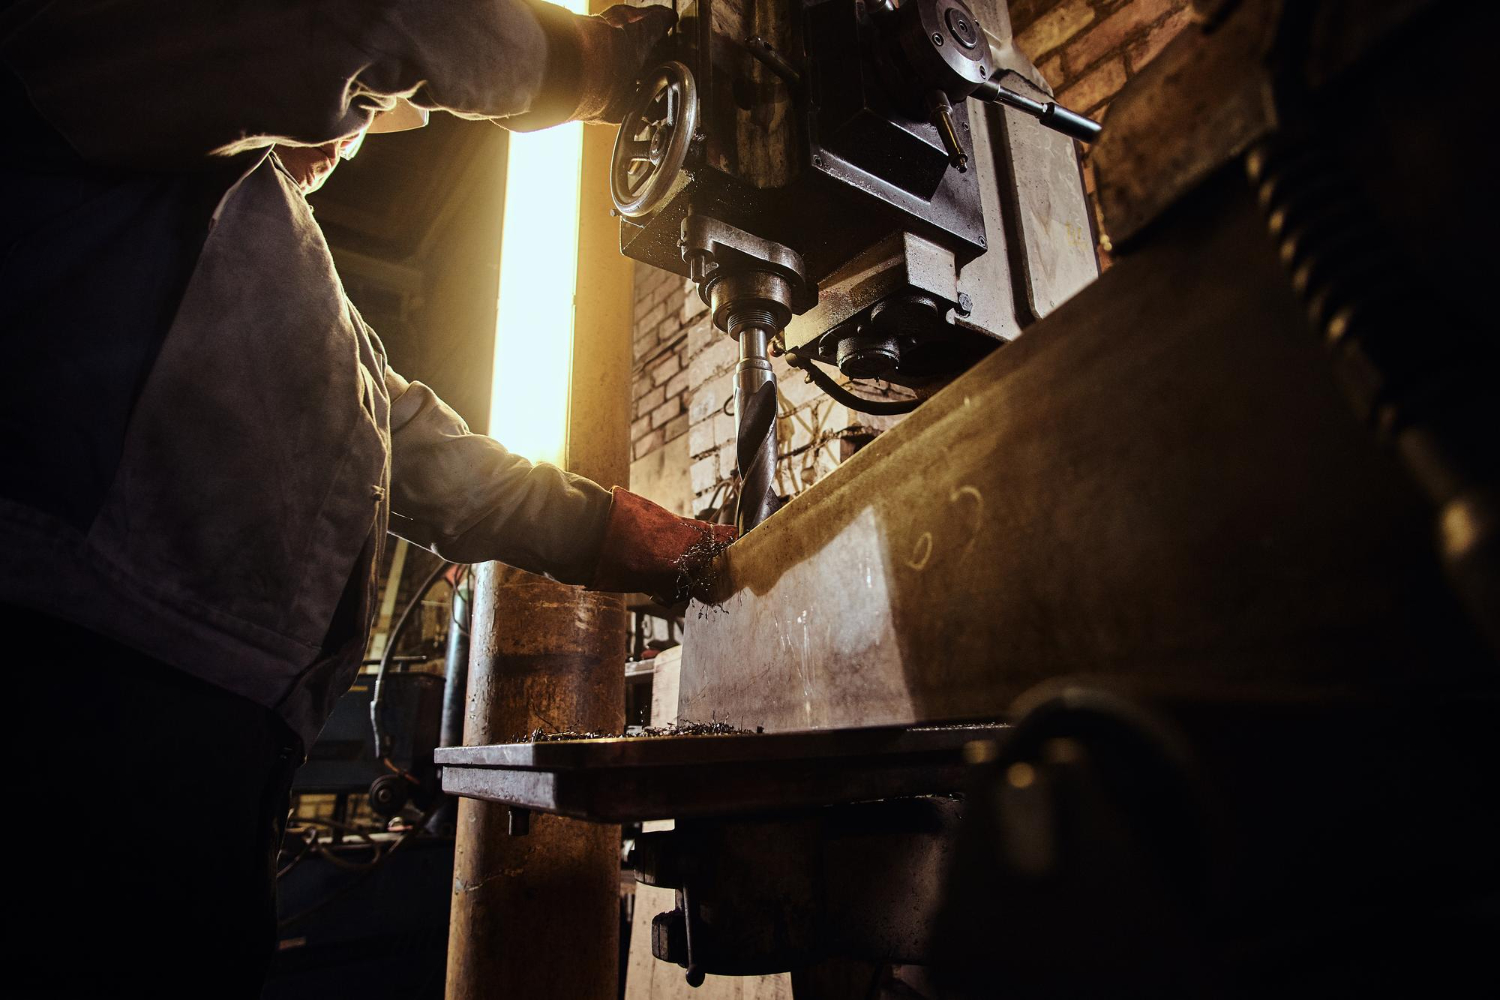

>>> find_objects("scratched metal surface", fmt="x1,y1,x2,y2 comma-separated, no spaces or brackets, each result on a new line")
677,173,1489,733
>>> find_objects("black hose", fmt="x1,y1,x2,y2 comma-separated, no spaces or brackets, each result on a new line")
783,349,921,415
370,558,453,768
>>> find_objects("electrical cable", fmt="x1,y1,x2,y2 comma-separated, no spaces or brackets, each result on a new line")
370,557,454,779
276,817,389,878
276,828,318,879
783,349,922,415
449,564,471,638
276,805,440,930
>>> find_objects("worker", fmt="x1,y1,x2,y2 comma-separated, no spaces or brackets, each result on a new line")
0,1,729,995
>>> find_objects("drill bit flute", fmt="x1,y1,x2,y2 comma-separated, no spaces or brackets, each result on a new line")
681,215,813,533
732,319,780,532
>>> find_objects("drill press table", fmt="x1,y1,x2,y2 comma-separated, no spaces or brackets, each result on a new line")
435,723,1005,823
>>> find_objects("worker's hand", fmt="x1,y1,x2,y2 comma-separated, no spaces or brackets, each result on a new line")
575,3,677,123
590,488,737,605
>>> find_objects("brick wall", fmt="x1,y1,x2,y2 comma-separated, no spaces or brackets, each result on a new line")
1010,0,1195,257
630,265,699,465
628,0,1194,510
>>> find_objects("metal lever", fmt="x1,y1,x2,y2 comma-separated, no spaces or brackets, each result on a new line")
974,76,1102,143
926,90,969,172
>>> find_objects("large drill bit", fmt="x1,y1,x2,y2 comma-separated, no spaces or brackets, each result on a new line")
733,321,780,533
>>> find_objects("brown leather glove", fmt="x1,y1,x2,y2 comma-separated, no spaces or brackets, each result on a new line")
577,4,678,123
590,487,737,604
503,2,676,131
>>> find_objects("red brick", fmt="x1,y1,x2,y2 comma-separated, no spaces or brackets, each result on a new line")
1016,0,1094,61
649,395,681,429
1127,6,1193,73
1063,0,1179,77
1059,56,1126,114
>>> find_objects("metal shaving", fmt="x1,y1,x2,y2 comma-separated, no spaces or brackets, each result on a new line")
669,524,733,605
515,718,757,743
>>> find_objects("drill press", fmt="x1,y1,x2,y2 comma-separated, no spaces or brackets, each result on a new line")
608,0,1099,532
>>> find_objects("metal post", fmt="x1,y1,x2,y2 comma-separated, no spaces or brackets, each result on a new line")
445,567,626,999
446,63,633,996
438,578,472,752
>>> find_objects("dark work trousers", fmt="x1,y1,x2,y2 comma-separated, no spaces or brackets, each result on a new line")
5,604,302,999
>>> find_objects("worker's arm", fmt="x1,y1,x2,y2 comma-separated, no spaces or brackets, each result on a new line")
385,370,736,597
0,0,672,168
385,370,612,585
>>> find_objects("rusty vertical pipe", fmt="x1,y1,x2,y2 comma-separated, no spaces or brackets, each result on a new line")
446,568,625,999
446,41,634,997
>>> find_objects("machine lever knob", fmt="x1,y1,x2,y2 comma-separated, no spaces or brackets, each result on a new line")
974,76,1103,143
926,90,969,172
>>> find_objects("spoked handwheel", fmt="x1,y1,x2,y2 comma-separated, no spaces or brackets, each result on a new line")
610,61,700,219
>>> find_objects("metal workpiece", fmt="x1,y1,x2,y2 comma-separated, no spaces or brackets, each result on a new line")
677,173,1492,735
436,722,1006,823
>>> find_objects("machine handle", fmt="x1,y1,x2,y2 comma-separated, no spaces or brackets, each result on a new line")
1037,103,1103,142
973,75,1103,143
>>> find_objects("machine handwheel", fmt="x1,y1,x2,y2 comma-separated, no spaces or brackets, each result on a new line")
610,61,699,219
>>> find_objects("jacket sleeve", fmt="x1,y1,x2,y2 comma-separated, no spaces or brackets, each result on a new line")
0,0,580,168
384,369,613,586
